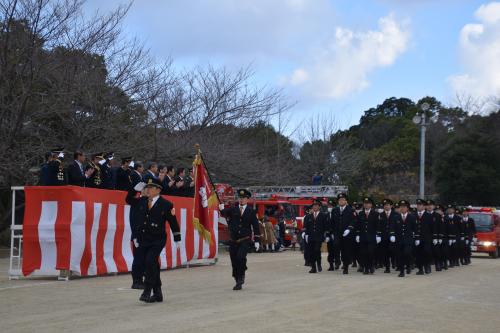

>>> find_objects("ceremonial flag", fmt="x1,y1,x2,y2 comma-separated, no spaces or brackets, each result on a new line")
192,147,219,243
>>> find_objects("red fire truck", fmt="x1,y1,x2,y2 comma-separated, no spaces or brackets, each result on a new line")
216,184,347,247
468,207,500,258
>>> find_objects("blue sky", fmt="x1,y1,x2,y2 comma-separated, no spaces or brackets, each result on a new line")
84,0,500,137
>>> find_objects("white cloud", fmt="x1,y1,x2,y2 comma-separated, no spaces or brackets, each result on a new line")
449,2,500,102
285,14,410,99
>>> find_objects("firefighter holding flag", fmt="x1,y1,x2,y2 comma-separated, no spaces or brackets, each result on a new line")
193,144,260,290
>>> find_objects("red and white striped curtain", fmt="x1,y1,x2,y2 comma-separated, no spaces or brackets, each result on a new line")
22,186,218,277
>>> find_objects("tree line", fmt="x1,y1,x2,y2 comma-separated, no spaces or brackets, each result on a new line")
1,0,499,244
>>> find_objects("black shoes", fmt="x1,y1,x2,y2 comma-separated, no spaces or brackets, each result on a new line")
328,264,335,271
398,271,405,277
233,277,245,290
416,269,424,275
384,268,391,273
342,266,348,274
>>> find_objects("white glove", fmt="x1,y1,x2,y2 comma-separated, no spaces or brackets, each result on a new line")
255,242,260,252
355,236,360,243
465,240,469,245
452,239,456,244
448,240,453,246
415,240,420,246
325,237,330,243
133,239,139,248
473,237,477,243
134,182,146,192
343,229,350,237
376,236,381,244
433,239,438,245
58,152,64,158
460,237,464,241
175,241,181,250
330,235,334,242
390,236,396,243
438,239,443,244
98,159,106,165
129,161,135,168
301,232,305,239
219,204,225,211
305,235,309,244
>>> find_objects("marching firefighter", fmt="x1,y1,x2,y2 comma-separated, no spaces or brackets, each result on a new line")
303,199,327,273
462,208,477,264
219,189,261,290
390,200,416,277
326,198,341,271
335,193,356,274
126,178,181,303
436,204,449,270
415,199,434,275
426,200,443,271
456,208,468,265
355,197,378,274
377,199,397,273
444,204,461,267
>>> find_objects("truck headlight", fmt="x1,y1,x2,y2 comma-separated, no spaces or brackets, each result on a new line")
480,241,496,247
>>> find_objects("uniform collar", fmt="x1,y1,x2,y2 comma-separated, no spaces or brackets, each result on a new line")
149,195,160,207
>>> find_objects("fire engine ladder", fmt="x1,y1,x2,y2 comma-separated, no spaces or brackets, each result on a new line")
247,185,348,199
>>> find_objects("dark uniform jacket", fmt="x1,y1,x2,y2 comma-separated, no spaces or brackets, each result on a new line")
47,159,67,186
115,167,132,191
67,161,86,187
100,162,114,189
443,214,462,241
130,170,143,188
161,175,176,195
304,212,327,242
377,209,398,241
415,211,434,242
220,205,261,242
463,217,477,240
143,171,158,185
332,205,356,237
125,190,180,245
390,213,416,245
86,162,102,188
356,209,378,243
39,163,50,185
431,212,442,240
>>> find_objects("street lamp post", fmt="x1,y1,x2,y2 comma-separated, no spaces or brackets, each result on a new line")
413,103,430,199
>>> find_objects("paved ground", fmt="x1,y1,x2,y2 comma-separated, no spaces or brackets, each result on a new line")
1,250,500,333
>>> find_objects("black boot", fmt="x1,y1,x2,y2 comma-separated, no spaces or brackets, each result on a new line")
398,270,405,277
342,266,348,274
140,287,152,302
317,260,322,272
425,265,431,274
416,267,424,275
328,263,335,271
233,277,243,290
151,287,163,303
384,266,390,273
309,263,317,273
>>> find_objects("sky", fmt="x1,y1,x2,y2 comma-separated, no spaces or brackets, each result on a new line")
84,0,500,137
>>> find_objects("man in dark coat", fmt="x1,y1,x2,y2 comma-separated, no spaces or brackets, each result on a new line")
415,199,434,275
46,148,67,186
303,199,327,273
377,198,398,273
444,204,462,267
67,151,93,187
390,200,416,277
334,193,356,274
356,197,378,274
462,208,477,265
126,178,181,303
116,157,133,191
325,198,341,271
219,189,261,290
